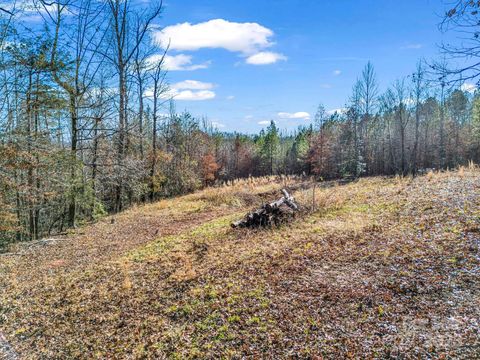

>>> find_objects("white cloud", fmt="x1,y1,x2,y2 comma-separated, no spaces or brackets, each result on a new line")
226,95,235,100
0,2,15,11
258,120,271,125
327,108,347,115
333,70,342,76
147,54,210,71
320,83,332,89
461,83,477,93
153,19,286,66
0,40,17,51
404,98,415,106
277,112,310,120
153,19,275,54
171,80,214,90
401,43,423,50
245,115,253,119
169,80,215,100
211,121,226,129
245,51,287,65
143,88,157,98
145,80,216,101
2,0,73,21
166,89,215,101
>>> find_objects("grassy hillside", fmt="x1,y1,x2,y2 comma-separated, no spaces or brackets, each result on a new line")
1,169,479,359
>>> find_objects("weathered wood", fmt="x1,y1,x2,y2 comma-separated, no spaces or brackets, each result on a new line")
231,189,298,228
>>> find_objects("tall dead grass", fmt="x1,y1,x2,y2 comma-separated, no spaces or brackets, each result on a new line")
295,184,348,213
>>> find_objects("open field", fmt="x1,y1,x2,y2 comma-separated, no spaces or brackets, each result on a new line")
1,169,479,359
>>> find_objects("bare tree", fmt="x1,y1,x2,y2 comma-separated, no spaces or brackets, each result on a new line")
358,61,378,174
149,54,168,201
410,61,426,175
349,80,365,176
439,1,480,84
42,0,107,226
378,88,397,173
105,0,163,212
393,79,410,174
0,6,13,16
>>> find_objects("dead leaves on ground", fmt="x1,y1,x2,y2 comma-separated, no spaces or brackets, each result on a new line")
1,171,479,358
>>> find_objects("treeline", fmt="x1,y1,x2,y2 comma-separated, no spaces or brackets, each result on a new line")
305,63,480,179
0,1,479,247
237,62,479,180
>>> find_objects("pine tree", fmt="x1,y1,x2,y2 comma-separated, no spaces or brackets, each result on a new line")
260,121,280,175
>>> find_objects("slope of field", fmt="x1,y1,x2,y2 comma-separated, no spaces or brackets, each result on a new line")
1,170,479,359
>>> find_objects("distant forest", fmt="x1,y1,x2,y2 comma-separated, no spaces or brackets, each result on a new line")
1,0,479,246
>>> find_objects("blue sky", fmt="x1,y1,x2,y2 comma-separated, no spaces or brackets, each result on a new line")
6,0,455,132
150,0,453,133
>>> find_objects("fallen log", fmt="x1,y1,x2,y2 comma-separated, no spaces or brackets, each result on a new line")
231,189,299,228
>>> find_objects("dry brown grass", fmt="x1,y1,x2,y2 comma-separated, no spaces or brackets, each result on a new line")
1,170,479,358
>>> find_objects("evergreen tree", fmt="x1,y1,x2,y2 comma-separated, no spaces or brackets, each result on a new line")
260,121,280,175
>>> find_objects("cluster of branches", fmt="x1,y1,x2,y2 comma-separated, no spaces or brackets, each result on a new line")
1,1,480,248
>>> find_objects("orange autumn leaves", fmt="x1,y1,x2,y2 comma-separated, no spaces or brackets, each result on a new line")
202,153,220,185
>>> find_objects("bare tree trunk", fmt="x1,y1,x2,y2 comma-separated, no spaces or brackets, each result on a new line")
150,81,158,201
34,72,41,240
115,65,126,212
400,123,405,175
68,95,77,227
91,117,100,218
411,64,424,176
412,104,420,175
138,77,144,159
26,70,35,240
107,0,163,211
439,82,446,168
